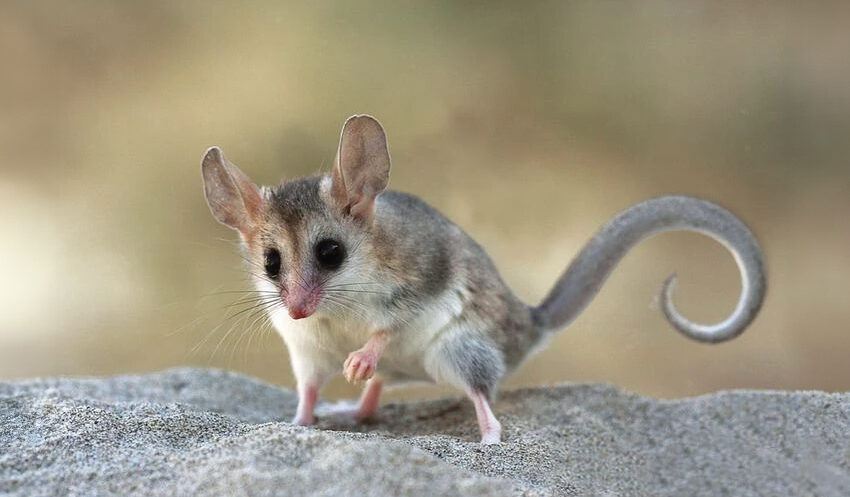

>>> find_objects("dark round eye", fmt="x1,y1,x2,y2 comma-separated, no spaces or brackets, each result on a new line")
264,248,281,279
314,239,345,270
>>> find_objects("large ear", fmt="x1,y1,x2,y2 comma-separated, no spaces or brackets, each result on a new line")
330,115,391,223
201,146,263,234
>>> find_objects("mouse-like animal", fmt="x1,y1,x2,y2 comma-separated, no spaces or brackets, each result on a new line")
201,115,766,444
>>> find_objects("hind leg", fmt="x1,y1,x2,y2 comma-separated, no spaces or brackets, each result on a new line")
426,329,507,444
469,390,502,444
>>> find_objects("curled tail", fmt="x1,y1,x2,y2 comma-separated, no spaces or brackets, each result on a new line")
533,195,766,343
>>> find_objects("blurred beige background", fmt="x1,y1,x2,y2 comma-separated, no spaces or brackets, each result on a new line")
2,1,849,401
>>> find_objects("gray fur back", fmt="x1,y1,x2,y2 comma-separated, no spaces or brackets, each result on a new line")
373,191,542,370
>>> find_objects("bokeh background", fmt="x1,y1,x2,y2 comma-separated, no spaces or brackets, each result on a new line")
2,1,849,401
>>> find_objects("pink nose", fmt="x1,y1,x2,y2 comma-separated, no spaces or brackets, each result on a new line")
288,306,313,320
285,287,319,320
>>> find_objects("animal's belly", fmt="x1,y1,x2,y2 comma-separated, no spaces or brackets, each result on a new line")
271,308,448,383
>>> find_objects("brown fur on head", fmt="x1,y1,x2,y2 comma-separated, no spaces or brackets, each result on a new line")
201,115,392,320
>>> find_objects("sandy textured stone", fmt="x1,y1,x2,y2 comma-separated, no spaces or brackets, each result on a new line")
1,368,849,496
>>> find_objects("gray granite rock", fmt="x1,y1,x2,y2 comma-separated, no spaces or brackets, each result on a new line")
1,368,849,496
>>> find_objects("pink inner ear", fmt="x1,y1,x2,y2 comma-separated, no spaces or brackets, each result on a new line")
203,147,264,233
227,170,263,222
330,115,390,221
349,195,374,220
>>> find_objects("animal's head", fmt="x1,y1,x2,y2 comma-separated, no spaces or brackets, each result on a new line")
201,115,391,320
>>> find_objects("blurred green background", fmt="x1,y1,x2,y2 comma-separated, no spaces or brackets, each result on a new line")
2,1,849,401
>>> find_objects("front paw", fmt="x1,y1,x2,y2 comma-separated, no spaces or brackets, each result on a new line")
343,350,377,383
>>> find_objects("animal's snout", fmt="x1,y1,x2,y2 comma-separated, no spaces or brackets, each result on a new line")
285,286,320,320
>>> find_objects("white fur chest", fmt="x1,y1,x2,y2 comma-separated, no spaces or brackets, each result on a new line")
268,284,469,384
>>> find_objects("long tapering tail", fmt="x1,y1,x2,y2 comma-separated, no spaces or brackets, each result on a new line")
533,196,766,343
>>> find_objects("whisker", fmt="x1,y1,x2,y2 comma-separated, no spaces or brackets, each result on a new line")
240,306,277,364
325,288,391,296
324,294,372,322
213,298,280,363
325,282,385,288
189,294,280,356
203,290,279,297
231,307,266,365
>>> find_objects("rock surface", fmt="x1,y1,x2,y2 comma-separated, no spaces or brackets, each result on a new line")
1,368,849,496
